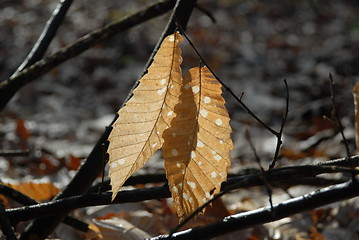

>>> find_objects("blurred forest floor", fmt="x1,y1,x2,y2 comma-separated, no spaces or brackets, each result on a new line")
0,0,359,239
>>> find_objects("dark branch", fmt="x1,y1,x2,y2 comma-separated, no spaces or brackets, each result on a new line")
149,180,359,240
174,21,279,136
7,156,359,223
124,0,197,104
329,74,351,158
12,0,73,77
0,149,30,157
0,201,17,240
0,184,89,232
7,185,170,223
245,130,274,212
269,79,289,169
0,0,176,112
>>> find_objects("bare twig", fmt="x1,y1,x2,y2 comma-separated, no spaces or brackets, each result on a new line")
0,0,177,112
195,3,216,23
329,74,351,157
123,0,197,104
7,185,170,223
168,157,359,235
0,184,89,232
88,173,167,193
0,149,30,157
174,19,278,136
5,159,359,223
149,180,359,240
12,0,73,77
328,74,354,182
245,130,274,213
269,79,289,169
0,200,18,240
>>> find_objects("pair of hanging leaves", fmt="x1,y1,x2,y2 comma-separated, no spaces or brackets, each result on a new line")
107,32,233,221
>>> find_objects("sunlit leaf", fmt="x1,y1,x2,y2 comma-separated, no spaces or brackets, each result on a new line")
108,32,183,200
163,66,233,220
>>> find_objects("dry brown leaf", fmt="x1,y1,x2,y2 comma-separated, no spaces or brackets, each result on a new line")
16,119,30,142
163,66,233,220
353,82,359,153
108,32,183,200
2,182,60,202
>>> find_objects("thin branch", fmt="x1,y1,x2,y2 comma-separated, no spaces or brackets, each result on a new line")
329,74,351,158
269,79,289,169
0,184,89,232
0,0,177,112
329,74,354,182
7,185,170,223
12,0,73,77
0,200,17,240
0,149,30,157
5,160,359,223
149,180,359,240
194,4,216,23
88,173,167,193
123,0,197,104
245,129,273,213
169,157,359,234
174,19,278,136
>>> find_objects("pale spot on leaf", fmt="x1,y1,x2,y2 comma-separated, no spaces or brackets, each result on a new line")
183,193,189,200
172,149,178,156
200,109,208,118
160,78,166,85
204,96,211,104
192,86,200,94
157,86,167,95
176,163,181,168
211,171,217,178
214,154,222,161
173,186,178,193
187,181,196,189
151,143,157,148
197,140,204,147
111,162,118,168
215,118,223,126
167,111,173,116
168,35,175,42
198,161,202,166
191,151,196,158
219,140,223,144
